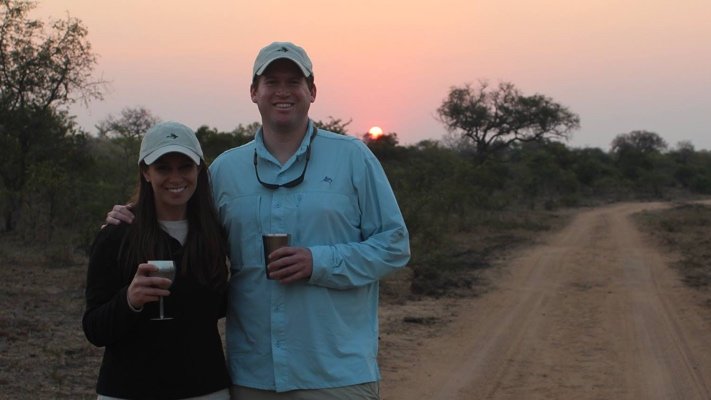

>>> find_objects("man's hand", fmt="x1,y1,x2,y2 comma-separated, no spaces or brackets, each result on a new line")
104,204,135,227
127,263,172,310
267,247,313,284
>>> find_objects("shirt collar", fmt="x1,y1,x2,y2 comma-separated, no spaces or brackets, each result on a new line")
255,120,316,168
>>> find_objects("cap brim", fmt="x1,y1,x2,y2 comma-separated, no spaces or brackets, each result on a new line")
142,145,202,165
255,55,311,77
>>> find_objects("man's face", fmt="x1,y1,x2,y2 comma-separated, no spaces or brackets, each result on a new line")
250,59,316,134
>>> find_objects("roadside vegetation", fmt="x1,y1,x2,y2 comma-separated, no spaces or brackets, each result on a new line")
633,203,711,305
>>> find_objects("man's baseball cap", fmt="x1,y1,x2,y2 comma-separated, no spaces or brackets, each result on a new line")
139,121,203,165
253,41,313,77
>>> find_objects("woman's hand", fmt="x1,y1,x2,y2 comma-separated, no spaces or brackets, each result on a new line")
127,263,172,310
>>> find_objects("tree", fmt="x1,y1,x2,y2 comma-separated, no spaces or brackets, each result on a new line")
0,0,103,111
666,141,711,193
569,147,618,198
22,123,94,241
231,121,260,139
95,107,160,198
0,0,104,231
96,106,159,140
313,116,351,135
95,106,160,170
436,81,580,163
610,130,670,196
363,131,401,161
610,130,667,154
507,140,580,209
196,123,257,163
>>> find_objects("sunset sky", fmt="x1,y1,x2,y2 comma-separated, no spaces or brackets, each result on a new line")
35,1,711,150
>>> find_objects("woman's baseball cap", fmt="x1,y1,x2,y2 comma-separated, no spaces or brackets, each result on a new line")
138,121,203,165
253,41,313,78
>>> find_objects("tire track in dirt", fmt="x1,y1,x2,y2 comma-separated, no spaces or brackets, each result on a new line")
381,202,711,400
611,203,710,399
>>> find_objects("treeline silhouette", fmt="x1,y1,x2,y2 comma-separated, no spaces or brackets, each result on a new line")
2,112,710,295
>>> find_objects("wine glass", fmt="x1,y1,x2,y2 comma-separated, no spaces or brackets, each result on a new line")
148,260,175,320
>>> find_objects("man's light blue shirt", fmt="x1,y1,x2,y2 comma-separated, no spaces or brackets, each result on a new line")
209,122,410,392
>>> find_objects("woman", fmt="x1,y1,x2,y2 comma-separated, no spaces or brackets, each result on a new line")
83,121,231,399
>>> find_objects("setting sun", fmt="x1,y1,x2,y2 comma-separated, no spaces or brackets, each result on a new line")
368,126,384,139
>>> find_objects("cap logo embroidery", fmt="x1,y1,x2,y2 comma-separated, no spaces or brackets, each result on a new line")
167,133,178,139
277,46,289,52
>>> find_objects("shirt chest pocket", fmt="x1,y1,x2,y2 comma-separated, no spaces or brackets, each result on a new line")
295,191,361,243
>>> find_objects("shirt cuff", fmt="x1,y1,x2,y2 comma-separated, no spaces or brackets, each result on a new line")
308,245,335,283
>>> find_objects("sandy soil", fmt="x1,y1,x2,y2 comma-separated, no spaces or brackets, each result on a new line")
378,202,711,400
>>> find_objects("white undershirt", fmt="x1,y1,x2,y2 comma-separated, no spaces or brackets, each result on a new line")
159,219,189,245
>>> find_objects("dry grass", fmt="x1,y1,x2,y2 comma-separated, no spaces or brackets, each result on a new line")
633,202,711,303
0,235,102,399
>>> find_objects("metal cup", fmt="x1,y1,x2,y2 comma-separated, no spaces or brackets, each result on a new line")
262,233,290,279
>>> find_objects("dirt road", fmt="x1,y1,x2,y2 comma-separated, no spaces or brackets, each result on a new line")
381,202,711,399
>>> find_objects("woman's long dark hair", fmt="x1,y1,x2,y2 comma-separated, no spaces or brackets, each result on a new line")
121,161,228,291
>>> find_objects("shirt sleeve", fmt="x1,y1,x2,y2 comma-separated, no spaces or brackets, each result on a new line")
82,226,146,347
307,143,410,289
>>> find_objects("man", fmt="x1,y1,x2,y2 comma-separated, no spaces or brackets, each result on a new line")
107,42,410,399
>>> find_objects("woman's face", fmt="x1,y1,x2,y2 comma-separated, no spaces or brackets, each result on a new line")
142,153,199,220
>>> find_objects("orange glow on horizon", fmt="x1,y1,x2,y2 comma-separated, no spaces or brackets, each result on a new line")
31,1,711,150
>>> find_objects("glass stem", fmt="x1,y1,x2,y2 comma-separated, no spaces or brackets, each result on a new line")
159,297,165,319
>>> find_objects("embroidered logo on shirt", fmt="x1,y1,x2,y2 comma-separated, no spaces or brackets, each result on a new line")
322,176,333,184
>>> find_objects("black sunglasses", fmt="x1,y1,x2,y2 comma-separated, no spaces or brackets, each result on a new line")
253,127,317,190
